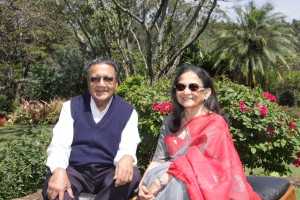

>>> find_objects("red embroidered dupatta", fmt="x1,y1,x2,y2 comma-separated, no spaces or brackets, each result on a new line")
166,113,261,200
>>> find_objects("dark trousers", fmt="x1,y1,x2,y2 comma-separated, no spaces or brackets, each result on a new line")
42,164,141,200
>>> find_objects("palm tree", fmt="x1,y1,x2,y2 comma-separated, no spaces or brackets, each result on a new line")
213,1,298,88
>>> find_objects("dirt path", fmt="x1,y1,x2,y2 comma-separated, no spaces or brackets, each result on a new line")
12,190,42,200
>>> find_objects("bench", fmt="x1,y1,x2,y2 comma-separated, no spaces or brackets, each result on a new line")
246,176,296,200
79,176,296,200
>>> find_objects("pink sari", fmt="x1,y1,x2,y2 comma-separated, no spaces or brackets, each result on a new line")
166,113,261,200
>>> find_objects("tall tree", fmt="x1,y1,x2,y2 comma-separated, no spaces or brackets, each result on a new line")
54,0,217,83
212,1,298,88
112,0,217,83
0,0,73,103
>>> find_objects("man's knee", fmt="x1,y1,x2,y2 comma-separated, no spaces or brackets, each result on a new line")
132,167,142,186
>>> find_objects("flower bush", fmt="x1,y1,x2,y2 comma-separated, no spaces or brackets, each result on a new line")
8,98,64,125
117,76,171,172
214,79,300,175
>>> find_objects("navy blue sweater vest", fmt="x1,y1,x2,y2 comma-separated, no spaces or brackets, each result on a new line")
69,94,133,166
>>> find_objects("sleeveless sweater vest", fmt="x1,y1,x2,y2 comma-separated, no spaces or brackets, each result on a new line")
69,94,133,166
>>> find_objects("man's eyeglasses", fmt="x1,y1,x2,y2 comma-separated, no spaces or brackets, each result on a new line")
89,76,114,84
174,83,205,92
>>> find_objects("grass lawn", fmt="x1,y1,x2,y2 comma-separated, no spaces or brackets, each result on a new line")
0,124,53,148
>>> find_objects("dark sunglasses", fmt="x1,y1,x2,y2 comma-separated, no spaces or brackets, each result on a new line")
174,83,205,92
90,76,114,83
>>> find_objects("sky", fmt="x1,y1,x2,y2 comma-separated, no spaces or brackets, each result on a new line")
217,0,300,22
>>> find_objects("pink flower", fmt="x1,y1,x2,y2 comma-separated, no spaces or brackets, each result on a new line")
254,104,267,117
266,126,275,134
34,140,42,147
239,101,248,111
293,158,300,167
289,121,298,130
263,93,276,102
153,100,157,105
151,101,173,115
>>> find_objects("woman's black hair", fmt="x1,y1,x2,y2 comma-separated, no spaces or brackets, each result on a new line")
169,65,228,133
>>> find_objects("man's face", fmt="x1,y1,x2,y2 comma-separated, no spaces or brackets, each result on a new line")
87,63,118,110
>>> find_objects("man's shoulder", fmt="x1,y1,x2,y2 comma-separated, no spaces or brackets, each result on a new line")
70,93,91,104
114,95,133,108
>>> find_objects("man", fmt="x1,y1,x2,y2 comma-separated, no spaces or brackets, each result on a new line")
42,57,141,200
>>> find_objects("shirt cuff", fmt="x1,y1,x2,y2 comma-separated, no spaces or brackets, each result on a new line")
113,152,137,166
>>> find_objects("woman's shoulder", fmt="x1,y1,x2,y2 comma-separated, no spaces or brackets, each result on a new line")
207,113,228,125
160,114,172,136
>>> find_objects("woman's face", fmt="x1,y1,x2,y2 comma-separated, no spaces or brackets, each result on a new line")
175,71,210,110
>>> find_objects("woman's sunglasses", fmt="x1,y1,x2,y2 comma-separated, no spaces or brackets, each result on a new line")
90,76,114,83
174,83,205,92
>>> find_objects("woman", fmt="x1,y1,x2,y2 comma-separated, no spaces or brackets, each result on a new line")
138,65,260,200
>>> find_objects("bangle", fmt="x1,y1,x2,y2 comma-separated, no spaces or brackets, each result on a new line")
157,176,167,188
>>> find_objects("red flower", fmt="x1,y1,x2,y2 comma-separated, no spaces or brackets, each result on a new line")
263,93,276,102
153,100,157,105
297,152,300,158
266,126,275,134
152,101,173,115
289,121,298,130
254,104,267,117
239,100,248,111
281,106,287,109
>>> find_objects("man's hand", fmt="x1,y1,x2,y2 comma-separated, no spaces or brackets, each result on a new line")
46,168,74,200
114,155,134,187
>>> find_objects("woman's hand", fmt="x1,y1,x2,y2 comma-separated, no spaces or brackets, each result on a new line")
147,178,164,197
138,184,155,200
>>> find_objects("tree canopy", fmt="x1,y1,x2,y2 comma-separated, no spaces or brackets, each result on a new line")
212,1,298,87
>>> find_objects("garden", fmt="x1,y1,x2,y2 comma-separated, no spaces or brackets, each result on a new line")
0,76,299,200
1,0,300,199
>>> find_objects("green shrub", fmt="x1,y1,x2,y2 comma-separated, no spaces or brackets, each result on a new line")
215,79,300,175
268,71,300,107
0,126,52,200
117,76,171,173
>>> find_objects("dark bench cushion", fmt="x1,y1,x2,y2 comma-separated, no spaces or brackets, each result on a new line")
247,176,290,200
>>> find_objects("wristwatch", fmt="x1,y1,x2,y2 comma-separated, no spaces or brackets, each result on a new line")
157,176,167,188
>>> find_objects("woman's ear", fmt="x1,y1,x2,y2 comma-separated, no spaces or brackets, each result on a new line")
204,88,212,100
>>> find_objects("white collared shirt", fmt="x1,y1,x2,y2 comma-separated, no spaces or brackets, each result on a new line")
46,96,140,173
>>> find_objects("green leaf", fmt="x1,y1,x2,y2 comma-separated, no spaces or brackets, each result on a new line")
250,147,256,154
